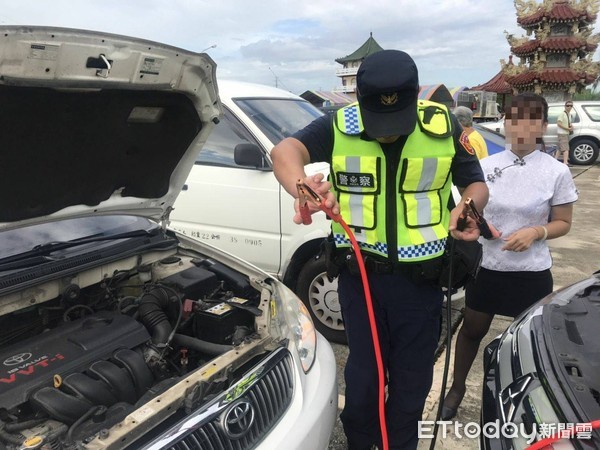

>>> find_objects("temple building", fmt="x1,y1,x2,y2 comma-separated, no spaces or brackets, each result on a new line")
332,33,383,99
501,0,600,102
471,56,514,111
300,34,383,109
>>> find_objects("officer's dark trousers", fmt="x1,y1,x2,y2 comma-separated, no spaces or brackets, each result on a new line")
338,267,443,450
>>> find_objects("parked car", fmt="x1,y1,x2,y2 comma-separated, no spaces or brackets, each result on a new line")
547,101,600,165
0,26,337,450
480,101,600,165
169,81,346,343
479,118,505,136
473,123,505,156
481,273,600,449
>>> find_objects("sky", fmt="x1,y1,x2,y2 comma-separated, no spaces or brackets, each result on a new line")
1,0,599,95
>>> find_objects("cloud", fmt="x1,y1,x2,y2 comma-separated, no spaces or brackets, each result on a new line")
0,0,598,93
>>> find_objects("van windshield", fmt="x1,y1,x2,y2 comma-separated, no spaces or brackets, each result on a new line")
234,98,323,145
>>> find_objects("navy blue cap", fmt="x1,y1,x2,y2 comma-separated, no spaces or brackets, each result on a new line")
357,50,419,138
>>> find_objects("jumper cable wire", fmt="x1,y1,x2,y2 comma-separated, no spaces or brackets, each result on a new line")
297,180,390,450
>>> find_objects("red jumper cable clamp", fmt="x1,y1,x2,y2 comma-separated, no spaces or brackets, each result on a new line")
296,181,315,225
295,179,389,450
296,180,342,224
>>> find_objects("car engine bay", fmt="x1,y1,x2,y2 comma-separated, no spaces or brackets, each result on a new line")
0,245,275,450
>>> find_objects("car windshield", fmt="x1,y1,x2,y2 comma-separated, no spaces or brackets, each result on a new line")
234,98,323,145
0,215,158,260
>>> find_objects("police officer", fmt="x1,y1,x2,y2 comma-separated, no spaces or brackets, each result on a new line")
271,50,488,449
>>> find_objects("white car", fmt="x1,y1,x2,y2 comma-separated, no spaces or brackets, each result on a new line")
478,118,505,135
479,101,600,165
546,101,600,165
170,81,346,343
0,27,337,450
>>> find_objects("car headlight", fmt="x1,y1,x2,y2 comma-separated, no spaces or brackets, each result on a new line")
270,285,317,373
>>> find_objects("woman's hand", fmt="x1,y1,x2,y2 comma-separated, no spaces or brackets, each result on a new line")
501,227,539,252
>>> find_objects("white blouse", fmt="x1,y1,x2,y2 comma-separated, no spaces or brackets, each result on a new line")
479,149,578,272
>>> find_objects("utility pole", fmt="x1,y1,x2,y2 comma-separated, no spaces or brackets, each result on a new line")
268,67,292,91
268,67,279,88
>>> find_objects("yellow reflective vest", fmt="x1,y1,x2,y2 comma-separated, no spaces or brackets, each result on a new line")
331,100,455,263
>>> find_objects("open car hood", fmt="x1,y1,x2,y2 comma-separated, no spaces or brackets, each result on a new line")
0,26,221,230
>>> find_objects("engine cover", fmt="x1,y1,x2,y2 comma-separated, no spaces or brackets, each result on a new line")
0,312,150,411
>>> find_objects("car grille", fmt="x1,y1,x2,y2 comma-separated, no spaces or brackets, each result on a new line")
163,348,294,450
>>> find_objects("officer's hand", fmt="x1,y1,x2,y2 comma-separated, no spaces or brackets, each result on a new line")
293,173,340,224
449,212,480,241
308,173,339,213
449,203,501,241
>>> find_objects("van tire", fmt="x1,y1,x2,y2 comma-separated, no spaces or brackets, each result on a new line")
296,256,347,344
570,138,599,165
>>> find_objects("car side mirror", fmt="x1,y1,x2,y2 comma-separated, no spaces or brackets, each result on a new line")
234,143,270,170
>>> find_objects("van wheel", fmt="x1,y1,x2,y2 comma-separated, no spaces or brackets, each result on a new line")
570,139,599,165
296,256,347,344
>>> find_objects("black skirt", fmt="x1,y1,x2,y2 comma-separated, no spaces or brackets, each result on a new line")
465,267,553,318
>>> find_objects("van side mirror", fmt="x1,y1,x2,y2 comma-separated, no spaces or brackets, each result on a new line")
234,143,270,170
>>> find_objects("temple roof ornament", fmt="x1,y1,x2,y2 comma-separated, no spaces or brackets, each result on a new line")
510,35,598,56
505,30,530,48
515,0,598,27
515,0,542,18
502,58,529,77
572,58,600,78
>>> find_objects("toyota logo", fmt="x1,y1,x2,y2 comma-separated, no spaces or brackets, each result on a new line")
221,398,255,439
3,353,32,366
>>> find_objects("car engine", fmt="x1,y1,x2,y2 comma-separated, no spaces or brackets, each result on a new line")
0,251,263,450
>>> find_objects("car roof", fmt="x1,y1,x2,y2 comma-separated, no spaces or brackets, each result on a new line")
217,79,304,102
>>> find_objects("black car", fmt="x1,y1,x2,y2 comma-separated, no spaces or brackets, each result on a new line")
481,273,600,449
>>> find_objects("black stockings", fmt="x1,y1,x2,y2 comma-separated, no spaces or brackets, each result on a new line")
444,307,494,410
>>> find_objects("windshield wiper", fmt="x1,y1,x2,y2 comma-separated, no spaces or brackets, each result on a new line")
0,228,162,271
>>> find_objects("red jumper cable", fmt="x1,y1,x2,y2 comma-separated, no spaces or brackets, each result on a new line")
524,419,600,449
297,180,390,450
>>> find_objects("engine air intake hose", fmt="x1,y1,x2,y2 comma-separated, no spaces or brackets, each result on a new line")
138,287,176,344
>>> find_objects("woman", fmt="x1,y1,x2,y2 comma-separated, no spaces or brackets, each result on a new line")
442,93,578,420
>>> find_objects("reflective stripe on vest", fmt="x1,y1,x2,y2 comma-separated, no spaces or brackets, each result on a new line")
338,104,362,135
333,155,379,229
331,100,455,262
